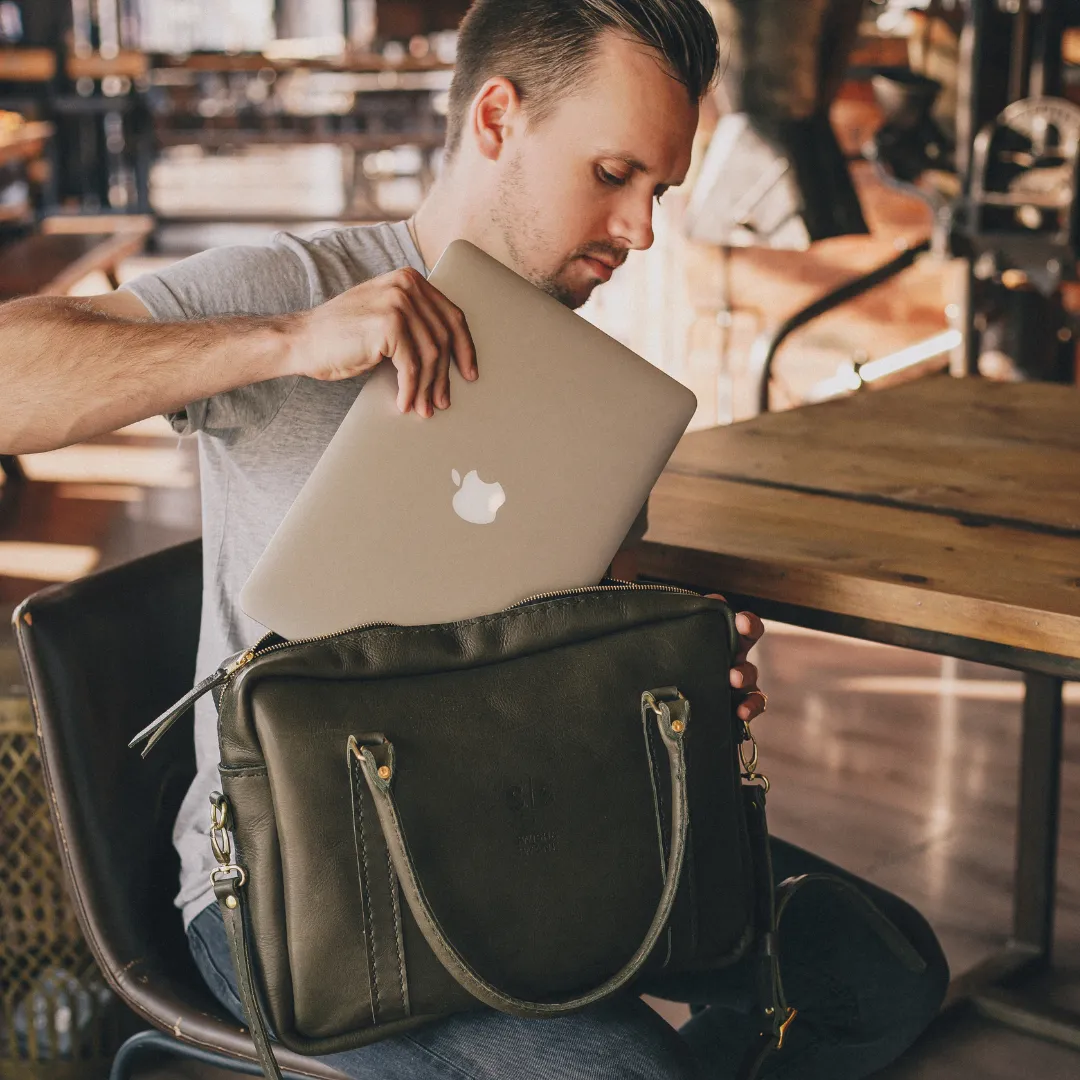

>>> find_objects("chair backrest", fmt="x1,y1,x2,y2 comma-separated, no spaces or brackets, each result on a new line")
14,541,352,1079
13,540,207,1013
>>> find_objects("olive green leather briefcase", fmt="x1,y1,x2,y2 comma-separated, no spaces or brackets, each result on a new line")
134,584,801,1079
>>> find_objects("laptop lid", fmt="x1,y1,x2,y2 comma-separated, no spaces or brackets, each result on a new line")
240,239,696,636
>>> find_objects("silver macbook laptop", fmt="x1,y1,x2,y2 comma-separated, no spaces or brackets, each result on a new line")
240,239,696,637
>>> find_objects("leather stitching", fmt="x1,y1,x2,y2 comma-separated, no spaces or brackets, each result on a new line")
642,712,673,968
685,816,699,958
387,848,410,1015
350,756,381,1023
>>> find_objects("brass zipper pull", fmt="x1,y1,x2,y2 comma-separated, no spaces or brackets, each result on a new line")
225,648,256,675
129,646,260,758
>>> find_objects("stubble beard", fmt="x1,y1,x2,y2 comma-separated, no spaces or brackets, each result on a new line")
493,156,595,310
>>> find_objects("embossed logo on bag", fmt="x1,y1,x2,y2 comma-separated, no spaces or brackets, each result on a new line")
507,778,557,854
517,831,558,854
506,777,553,814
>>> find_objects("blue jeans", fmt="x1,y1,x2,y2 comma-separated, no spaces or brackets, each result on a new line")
187,838,948,1080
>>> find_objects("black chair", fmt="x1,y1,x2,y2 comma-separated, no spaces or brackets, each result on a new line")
13,540,348,1080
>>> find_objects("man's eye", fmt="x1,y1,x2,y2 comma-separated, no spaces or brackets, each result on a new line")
597,167,626,187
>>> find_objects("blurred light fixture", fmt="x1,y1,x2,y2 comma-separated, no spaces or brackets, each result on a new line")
19,446,195,488
56,484,144,502
0,543,100,582
805,330,962,402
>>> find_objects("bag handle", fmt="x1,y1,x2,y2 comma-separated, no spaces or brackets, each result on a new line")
350,687,691,1018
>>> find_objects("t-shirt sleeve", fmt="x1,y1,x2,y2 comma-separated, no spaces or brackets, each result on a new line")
120,237,314,439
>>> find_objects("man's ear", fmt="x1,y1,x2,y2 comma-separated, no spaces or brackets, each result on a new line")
470,76,521,162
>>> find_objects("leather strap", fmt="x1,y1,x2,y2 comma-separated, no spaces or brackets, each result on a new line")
737,785,787,1080
348,750,411,1024
350,692,692,1018
738,1031,785,1080
214,874,285,1080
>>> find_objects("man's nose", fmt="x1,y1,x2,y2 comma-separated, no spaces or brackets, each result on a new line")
611,194,655,252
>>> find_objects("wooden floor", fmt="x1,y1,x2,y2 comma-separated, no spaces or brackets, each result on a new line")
1,421,1078,1078
759,629,1080,1078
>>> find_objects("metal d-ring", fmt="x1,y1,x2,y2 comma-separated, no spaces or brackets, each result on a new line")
210,864,248,888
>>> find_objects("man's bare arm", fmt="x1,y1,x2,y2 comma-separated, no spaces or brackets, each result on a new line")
0,267,476,456
0,291,291,454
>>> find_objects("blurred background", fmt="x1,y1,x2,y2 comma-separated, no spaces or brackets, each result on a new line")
0,2,1079,1078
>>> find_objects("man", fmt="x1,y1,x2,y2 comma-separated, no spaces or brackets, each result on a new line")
0,2,948,1076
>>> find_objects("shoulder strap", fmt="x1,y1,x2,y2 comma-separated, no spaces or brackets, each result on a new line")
214,872,285,1080
737,785,789,1080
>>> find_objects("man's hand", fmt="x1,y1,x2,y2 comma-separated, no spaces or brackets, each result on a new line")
706,594,766,722
286,267,477,418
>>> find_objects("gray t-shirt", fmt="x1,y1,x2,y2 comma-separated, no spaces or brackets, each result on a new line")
122,220,647,929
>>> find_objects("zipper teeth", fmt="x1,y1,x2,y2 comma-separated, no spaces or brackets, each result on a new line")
513,580,699,604
228,581,699,677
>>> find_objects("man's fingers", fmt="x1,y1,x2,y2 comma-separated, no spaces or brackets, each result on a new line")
389,328,421,414
408,291,454,413
423,280,477,382
737,691,767,722
705,597,763,654
735,611,765,643
729,662,758,691
400,299,445,419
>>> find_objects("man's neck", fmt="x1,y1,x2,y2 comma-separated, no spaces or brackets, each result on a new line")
411,173,484,273
410,186,446,273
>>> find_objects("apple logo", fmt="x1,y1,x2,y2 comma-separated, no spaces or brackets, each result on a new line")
452,468,506,524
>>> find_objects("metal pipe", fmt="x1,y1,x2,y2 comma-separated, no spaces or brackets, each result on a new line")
746,239,932,415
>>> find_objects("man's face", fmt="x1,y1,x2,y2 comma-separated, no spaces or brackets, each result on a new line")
488,33,698,309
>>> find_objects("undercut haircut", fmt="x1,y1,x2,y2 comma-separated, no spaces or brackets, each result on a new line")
445,0,721,158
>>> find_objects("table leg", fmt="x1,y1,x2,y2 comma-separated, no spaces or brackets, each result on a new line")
1013,672,1065,958
952,673,1080,1049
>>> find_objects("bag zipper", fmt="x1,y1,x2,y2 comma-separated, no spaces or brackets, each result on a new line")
130,580,699,756
224,580,700,676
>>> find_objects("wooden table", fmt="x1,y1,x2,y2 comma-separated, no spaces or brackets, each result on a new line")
0,226,152,300
638,374,1080,1048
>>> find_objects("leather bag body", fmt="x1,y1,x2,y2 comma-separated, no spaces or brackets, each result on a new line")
133,585,793,1076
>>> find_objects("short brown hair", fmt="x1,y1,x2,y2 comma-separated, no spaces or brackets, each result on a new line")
445,0,720,157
